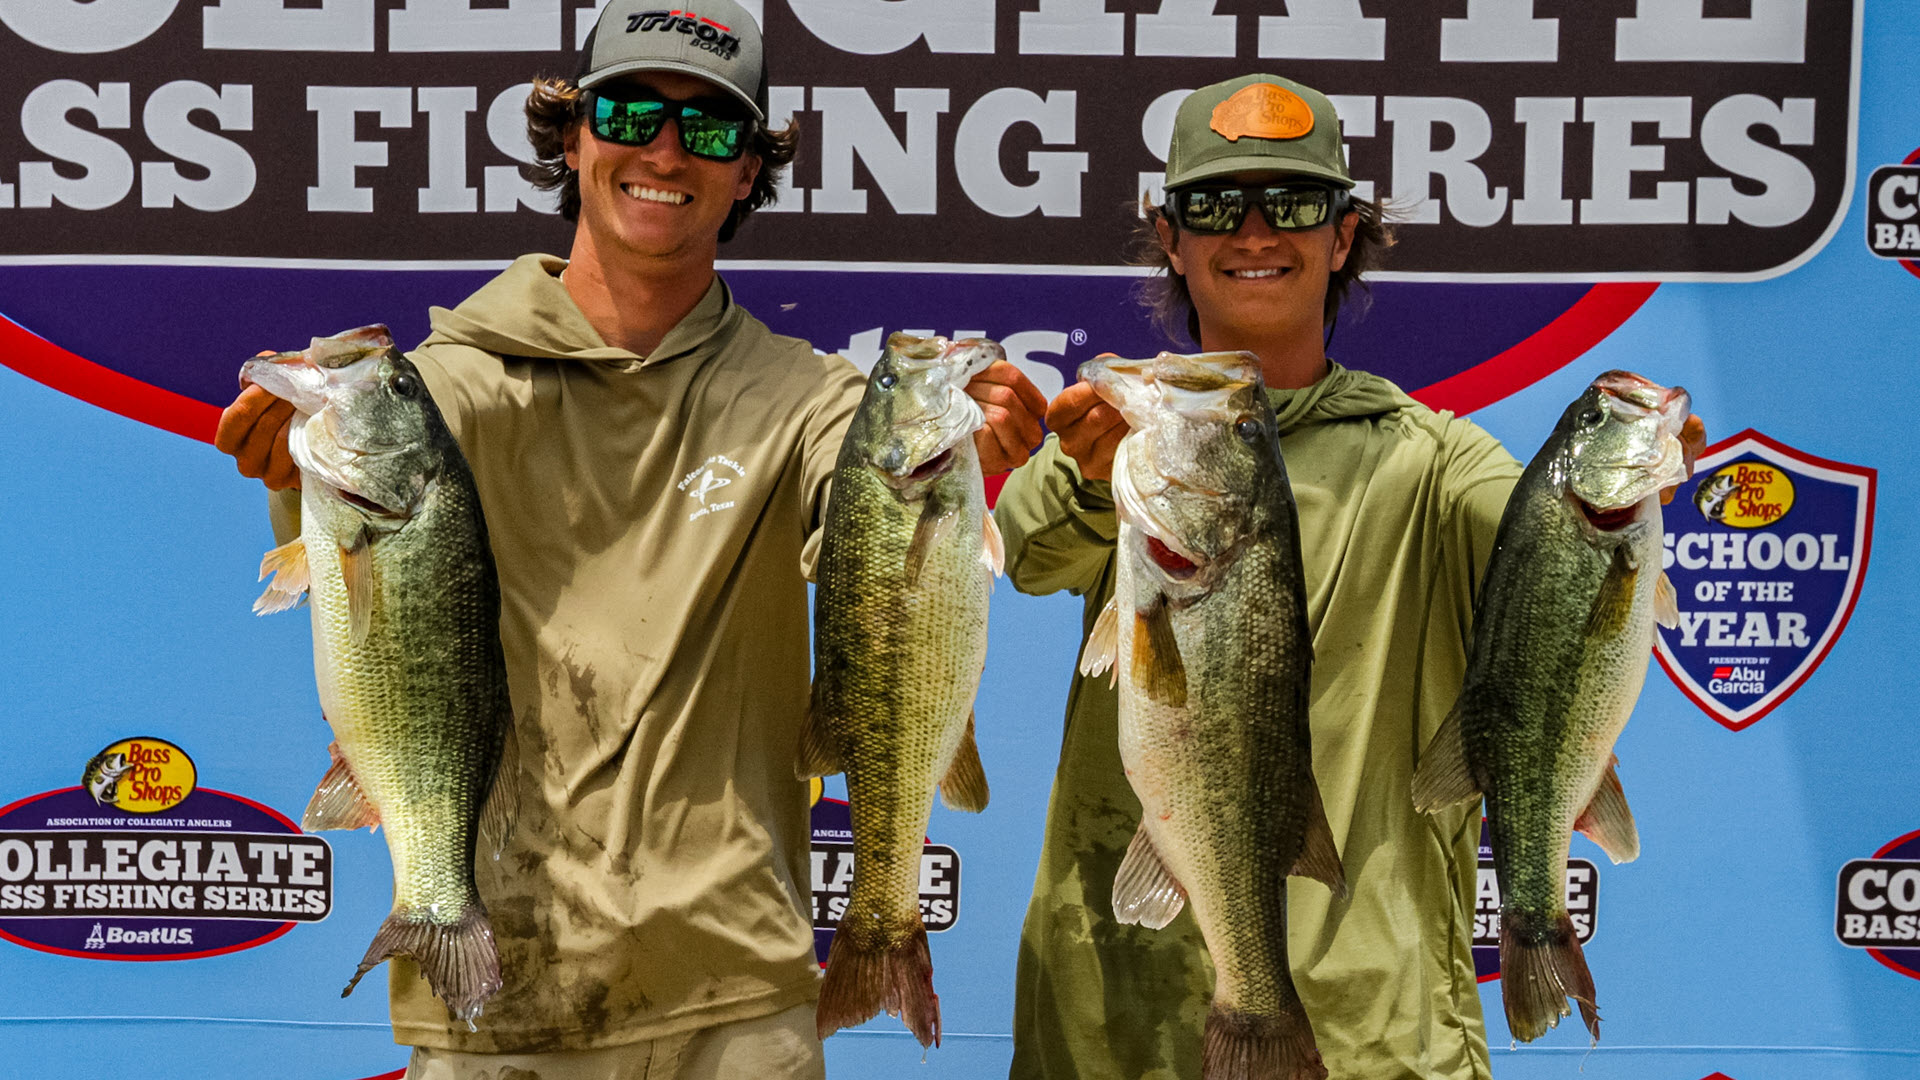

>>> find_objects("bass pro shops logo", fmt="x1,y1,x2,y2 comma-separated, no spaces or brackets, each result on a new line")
626,10,742,61
1835,830,1920,981
1655,431,1875,731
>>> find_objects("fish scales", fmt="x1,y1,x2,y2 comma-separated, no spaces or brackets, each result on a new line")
806,334,1001,1050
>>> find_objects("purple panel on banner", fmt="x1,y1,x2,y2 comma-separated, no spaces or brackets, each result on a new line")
0,266,1588,411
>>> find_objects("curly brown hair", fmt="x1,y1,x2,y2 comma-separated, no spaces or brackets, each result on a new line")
1130,192,1396,346
522,75,800,243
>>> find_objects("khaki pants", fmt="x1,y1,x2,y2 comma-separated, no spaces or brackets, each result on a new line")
403,1002,825,1080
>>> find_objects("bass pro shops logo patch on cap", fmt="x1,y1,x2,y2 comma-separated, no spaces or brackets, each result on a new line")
1210,83,1315,143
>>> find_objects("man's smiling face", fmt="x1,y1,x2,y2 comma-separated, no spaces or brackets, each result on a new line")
565,71,760,264
1158,171,1358,350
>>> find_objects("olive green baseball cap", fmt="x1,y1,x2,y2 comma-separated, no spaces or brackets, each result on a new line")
1165,74,1353,191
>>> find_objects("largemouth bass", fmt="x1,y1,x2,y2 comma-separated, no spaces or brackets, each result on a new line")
1078,352,1346,1080
1412,370,1690,1044
803,333,1004,1048
243,325,515,1026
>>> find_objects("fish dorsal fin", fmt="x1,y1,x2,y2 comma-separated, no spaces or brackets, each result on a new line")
981,511,1005,579
1410,703,1483,813
478,719,520,860
938,711,990,813
1586,543,1638,638
302,740,381,832
904,496,958,589
1112,821,1187,929
1079,598,1120,686
1132,595,1188,707
1654,570,1680,630
340,525,374,646
254,538,311,616
1292,774,1349,899
1574,757,1640,864
796,684,842,779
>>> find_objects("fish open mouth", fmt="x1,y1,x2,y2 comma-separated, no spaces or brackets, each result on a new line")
1145,535,1199,579
338,489,399,517
905,447,956,482
1579,500,1640,532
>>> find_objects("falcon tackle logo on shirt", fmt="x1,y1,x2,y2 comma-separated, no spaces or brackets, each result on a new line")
1835,829,1920,981
0,739,333,962
678,454,745,523
625,9,742,61
1655,431,1875,731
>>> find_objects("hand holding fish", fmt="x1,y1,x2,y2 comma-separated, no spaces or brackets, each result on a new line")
215,354,302,491
1045,372,1129,482
966,360,1049,474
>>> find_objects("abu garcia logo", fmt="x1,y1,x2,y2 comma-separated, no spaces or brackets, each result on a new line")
627,10,743,61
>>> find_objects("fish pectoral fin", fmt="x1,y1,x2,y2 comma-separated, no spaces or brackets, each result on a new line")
1078,598,1120,686
1585,544,1638,638
1293,775,1349,900
1132,596,1188,708
796,686,843,779
253,538,311,616
1410,704,1483,813
938,711,991,813
302,740,381,832
981,511,1006,580
1574,758,1641,864
340,525,375,646
903,496,958,588
1112,822,1187,930
478,718,520,860
1654,570,1680,630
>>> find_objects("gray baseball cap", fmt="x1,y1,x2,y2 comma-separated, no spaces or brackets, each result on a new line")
1165,74,1353,191
577,0,768,123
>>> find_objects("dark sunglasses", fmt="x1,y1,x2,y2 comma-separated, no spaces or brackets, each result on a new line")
1169,182,1349,235
583,88,753,162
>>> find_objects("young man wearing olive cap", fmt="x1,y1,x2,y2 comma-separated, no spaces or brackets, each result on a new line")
998,74,1700,1079
214,2,1045,1077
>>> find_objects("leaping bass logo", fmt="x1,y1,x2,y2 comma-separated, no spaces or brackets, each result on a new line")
678,454,745,522
626,9,743,61
1655,431,1875,731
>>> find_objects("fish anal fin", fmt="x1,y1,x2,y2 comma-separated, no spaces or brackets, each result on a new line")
340,526,374,645
1112,821,1187,930
1078,598,1120,686
1654,571,1680,630
254,538,311,616
1586,544,1638,638
1574,759,1640,864
1132,596,1188,707
938,712,990,813
1410,704,1483,813
1292,775,1348,899
477,719,520,860
302,741,381,831
797,686,843,779
981,512,1005,578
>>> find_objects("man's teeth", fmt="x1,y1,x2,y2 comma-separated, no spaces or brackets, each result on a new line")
1229,268,1286,279
621,184,689,204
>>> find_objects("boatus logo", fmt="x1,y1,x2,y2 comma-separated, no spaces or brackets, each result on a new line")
1655,430,1875,731
1835,829,1920,982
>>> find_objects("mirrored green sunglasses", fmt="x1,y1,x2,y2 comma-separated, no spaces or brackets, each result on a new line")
584,90,752,162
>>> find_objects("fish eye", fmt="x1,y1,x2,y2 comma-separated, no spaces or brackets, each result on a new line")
1580,407,1605,427
1236,418,1264,442
877,371,898,390
391,373,418,398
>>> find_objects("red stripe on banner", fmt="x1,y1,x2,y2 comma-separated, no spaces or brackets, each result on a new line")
0,314,221,444
1410,283,1659,416
352,1070,407,1080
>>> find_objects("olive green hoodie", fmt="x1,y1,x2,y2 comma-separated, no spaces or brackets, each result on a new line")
279,254,865,1052
997,362,1521,1080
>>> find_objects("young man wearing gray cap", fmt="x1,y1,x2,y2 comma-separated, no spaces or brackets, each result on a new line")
214,1,1045,1077
999,73,1698,1079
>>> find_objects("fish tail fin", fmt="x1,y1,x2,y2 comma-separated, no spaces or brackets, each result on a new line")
1201,1002,1327,1080
1500,909,1599,1045
343,905,501,1029
937,711,990,813
816,919,941,1048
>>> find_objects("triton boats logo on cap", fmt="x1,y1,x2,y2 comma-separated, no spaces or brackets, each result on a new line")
625,9,743,62
1210,83,1315,142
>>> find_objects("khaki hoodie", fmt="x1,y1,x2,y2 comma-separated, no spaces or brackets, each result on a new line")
280,254,865,1052
997,363,1522,1080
